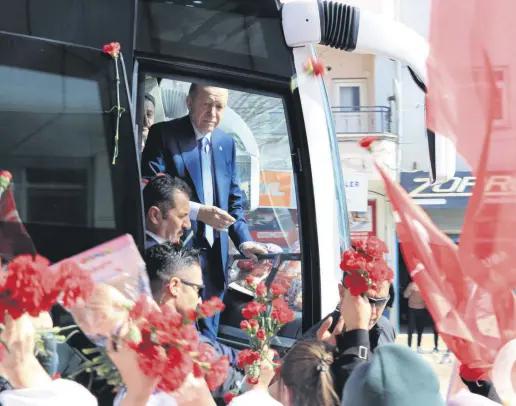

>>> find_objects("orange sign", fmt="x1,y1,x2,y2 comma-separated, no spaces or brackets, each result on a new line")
259,171,293,208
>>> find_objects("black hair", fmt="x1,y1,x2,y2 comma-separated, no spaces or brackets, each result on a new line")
144,93,156,106
188,83,198,100
144,242,201,295
142,174,191,217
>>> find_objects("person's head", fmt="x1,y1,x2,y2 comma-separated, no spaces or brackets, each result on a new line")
273,340,339,406
341,344,445,406
186,84,228,134
338,278,391,330
143,174,192,242
144,242,204,314
143,94,156,139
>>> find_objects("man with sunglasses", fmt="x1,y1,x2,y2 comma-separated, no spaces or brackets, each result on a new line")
300,274,395,399
143,241,244,405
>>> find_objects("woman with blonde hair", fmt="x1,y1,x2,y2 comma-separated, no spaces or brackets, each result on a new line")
229,339,339,406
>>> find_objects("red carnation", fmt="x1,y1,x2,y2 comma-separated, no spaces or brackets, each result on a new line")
136,342,168,379
358,136,378,151
256,329,266,340
312,59,325,76
240,320,250,330
365,236,389,259
3,255,55,318
248,318,259,329
185,309,198,322
242,302,266,319
340,249,365,272
129,294,156,322
344,271,369,296
193,362,205,378
256,283,267,297
206,355,230,390
57,260,94,308
366,260,387,284
198,342,216,364
237,349,252,369
270,282,287,297
271,299,295,324
200,296,226,318
158,347,193,393
247,376,259,385
245,275,255,285
169,323,200,352
224,392,236,404
0,170,12,182
102,42,120,58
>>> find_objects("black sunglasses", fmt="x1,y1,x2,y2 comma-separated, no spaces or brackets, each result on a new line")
179,279,205,297
367,295,390,307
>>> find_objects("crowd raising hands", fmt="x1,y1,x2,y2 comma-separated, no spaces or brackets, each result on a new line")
0,236,513,406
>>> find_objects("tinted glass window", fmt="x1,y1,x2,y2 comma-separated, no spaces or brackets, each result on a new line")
142,77,302,339
0,33,142,262
137,0,294,78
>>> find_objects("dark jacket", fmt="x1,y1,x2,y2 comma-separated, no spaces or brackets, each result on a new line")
461,377,502,404
302,310,396,398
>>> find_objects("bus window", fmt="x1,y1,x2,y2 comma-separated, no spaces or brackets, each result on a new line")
140,77,303,341
0,33,142,262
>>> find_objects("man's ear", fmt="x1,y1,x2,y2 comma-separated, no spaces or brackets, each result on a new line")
186,95,192,111
168,277,181,297
148,206,162,225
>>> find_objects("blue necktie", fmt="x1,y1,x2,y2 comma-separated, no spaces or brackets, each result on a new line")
200,137,214,245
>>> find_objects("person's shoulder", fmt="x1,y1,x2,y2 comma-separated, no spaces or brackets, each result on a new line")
213,127,234,143
376,315,396,342
152,116,189,132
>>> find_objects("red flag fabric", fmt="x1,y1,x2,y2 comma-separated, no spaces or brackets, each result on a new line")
0,187,36,259
377,163,516,375
427,0,516,294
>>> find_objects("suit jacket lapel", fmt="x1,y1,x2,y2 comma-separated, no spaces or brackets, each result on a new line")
176,117,204,204
211,130,226,208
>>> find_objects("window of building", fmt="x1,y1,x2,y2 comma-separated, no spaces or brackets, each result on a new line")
0,33,141,262
332,79,369,133
140,76,303,340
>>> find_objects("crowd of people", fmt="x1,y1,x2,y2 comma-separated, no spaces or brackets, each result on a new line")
0,83,511,406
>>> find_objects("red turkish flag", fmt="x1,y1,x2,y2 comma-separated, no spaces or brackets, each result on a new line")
427,0,516,293
377,163,516,374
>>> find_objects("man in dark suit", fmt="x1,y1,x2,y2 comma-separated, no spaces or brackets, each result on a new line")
143,174,192,250
141,84,266,339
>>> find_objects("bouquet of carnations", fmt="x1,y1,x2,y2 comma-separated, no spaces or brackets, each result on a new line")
0,253,94,359
339,236,394,295
224,277,296,404
118,293,230,392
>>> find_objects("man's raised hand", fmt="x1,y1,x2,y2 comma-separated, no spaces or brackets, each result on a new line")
316,316,345,346
198,205,236,231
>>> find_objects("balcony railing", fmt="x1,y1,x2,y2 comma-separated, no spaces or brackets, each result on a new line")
332,106,392,135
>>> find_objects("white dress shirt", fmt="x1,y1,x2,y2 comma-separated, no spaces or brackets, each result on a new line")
145,230,167,245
